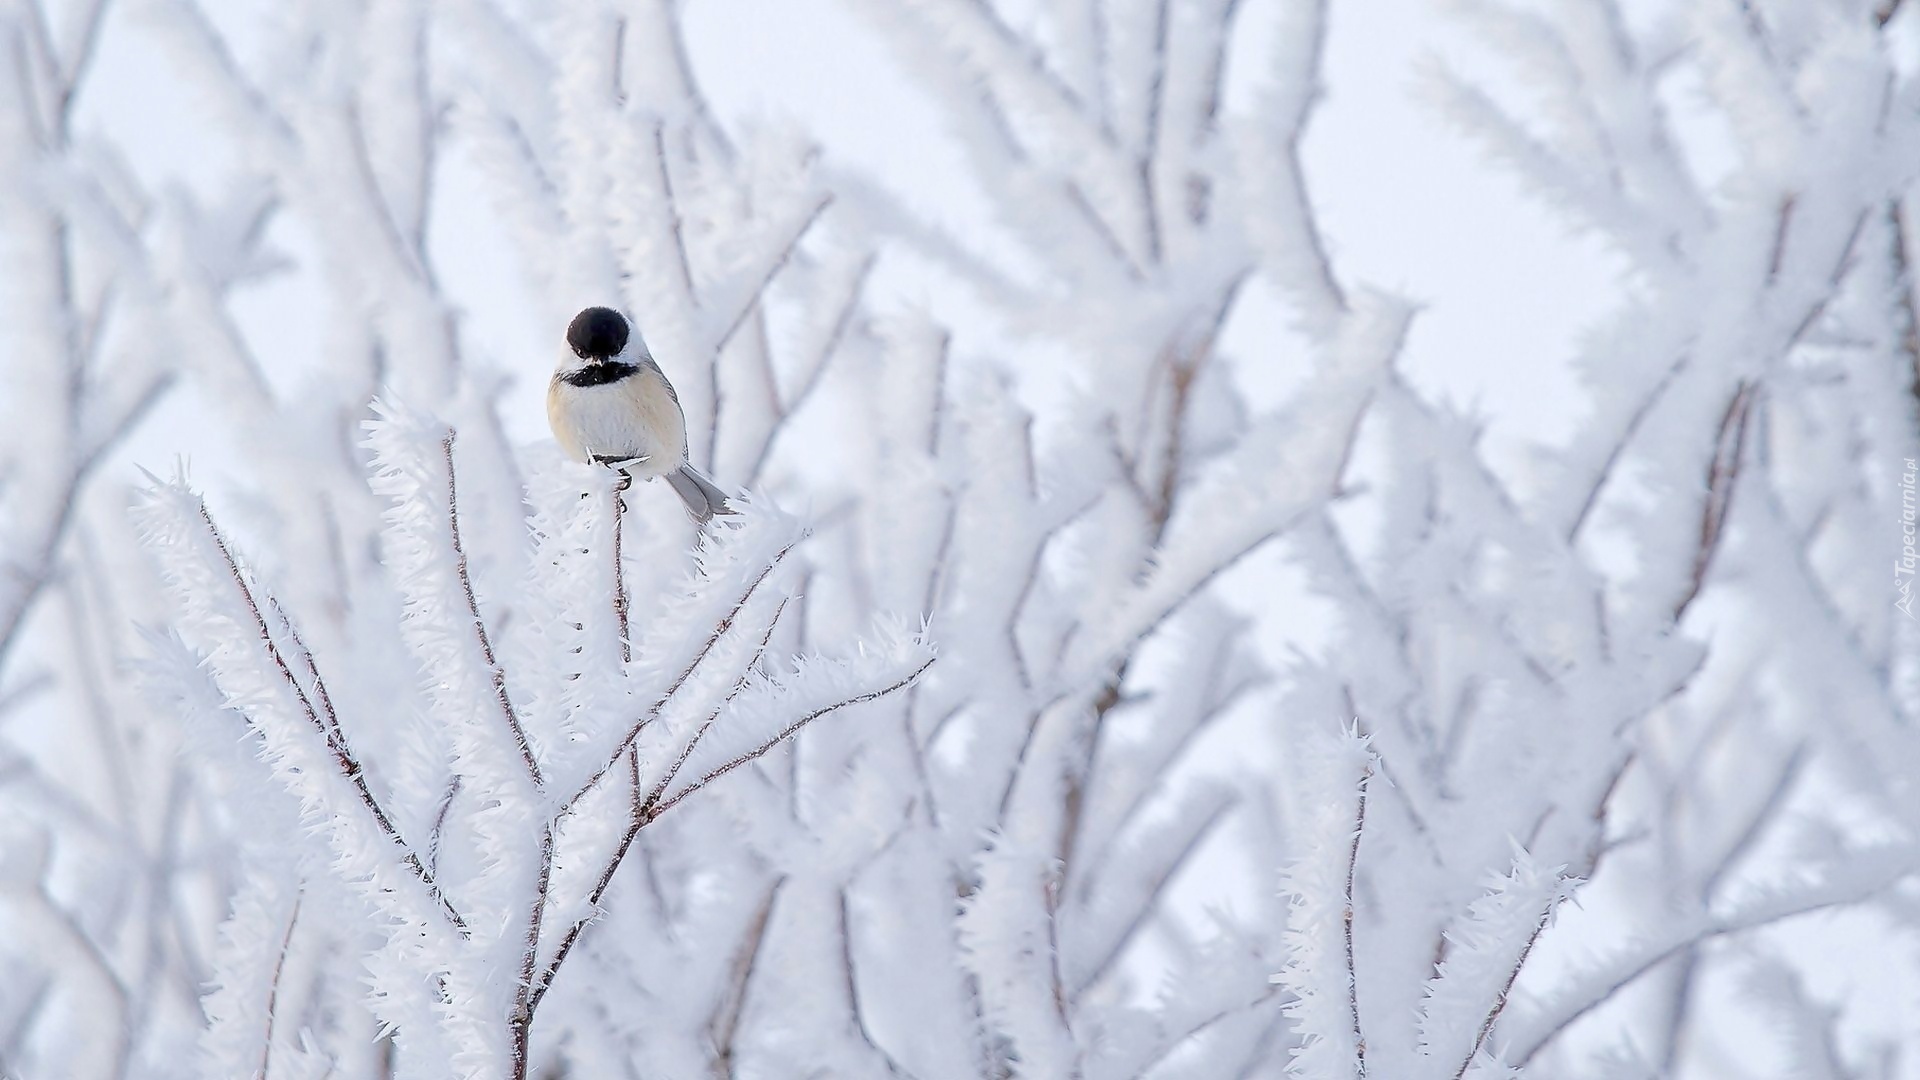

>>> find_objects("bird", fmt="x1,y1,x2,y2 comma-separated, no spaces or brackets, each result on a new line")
547,306,732,523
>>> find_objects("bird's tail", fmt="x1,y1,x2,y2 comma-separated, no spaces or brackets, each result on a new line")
664,463,734,524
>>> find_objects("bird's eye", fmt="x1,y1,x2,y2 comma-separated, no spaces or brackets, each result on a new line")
566,306,630,360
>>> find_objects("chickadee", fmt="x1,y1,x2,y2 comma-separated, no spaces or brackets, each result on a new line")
547,306,731,522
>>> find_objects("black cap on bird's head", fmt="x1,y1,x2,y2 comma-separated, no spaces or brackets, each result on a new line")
567,307,630,361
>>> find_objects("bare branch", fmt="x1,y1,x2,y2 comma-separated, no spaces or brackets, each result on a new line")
1070,791,1236,999
426,775,461,879
745,252,876,486
260,892,301,1080
196,502,466,934
561,541,797,816
443,433,542,787
1673,381,1755,620
710,193,834,357
0,371,175,674
649,656,935,819
1453,879,1550,1080
527,596,797,1016
643,598,789,808
508,826,556,1079
612,470,632,663
711,879,783,1074
653,120,697,307
1349,767,1371,1077
1510,845,1920,1065
839,889,911,1076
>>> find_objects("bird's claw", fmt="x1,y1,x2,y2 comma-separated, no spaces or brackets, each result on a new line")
589,453,651,470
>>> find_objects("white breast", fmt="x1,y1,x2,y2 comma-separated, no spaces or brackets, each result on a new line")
547,364,688,478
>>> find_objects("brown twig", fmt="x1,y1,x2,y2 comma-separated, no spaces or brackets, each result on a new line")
426,775,461,878
527,598,787,1015
648,656,935,822
528,650,927,1018
1673,382,1755,620
839,888,910,1076
1347,765,1371,1077
560,542,796,816
1069,791,1236,1000
612,470,632,663
1888,199,1920,413
269,598,342,742
710,879,783,1074
197,502,467,934
711,193,834,357
507,826,556,1080
260,892,302,1080
0,372,173,675
1138,0,1170,266
653,121,696,305
642,598,788,807
744,252,875,486
442,433,543,787
1453,896,1554,1080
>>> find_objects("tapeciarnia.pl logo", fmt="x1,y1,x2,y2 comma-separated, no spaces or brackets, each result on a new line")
1900,457,1917,619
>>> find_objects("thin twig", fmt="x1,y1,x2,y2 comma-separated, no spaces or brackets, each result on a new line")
1766,195,1797,283
197,503,466,933
644,598,788,807
612,470,632,663
1065,179,1144,281
1888,199,1920,413
55,0,111,125
560,542,797,816
530,653,930,1016
649,656,934,820
1459,877,1562,1078
1129,987,1282,1079
1348,765,1371,1077
745,252,875,486
260,892,302,1080
1139,0,1170,266
1698,744,1805,903
711,194,834,357
0,372,173,674
1070,791,1236,1000
1514,846,1920,1065
527,598,795,1015
711,879,783,1074
443,433,542,786
1674,382,1755,620
653,120,696,306
426,776,461,878
270,598,342,742
508,826,556,1079
1566,359,1683,541
344,98,431,286
839,888,911,1076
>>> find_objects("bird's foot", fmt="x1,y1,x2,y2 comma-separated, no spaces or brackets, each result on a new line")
589,452,651,470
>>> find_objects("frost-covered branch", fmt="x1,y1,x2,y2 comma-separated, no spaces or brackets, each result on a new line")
12,0,1920,1073
138,400,928,1074
1505,843,1920,1066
